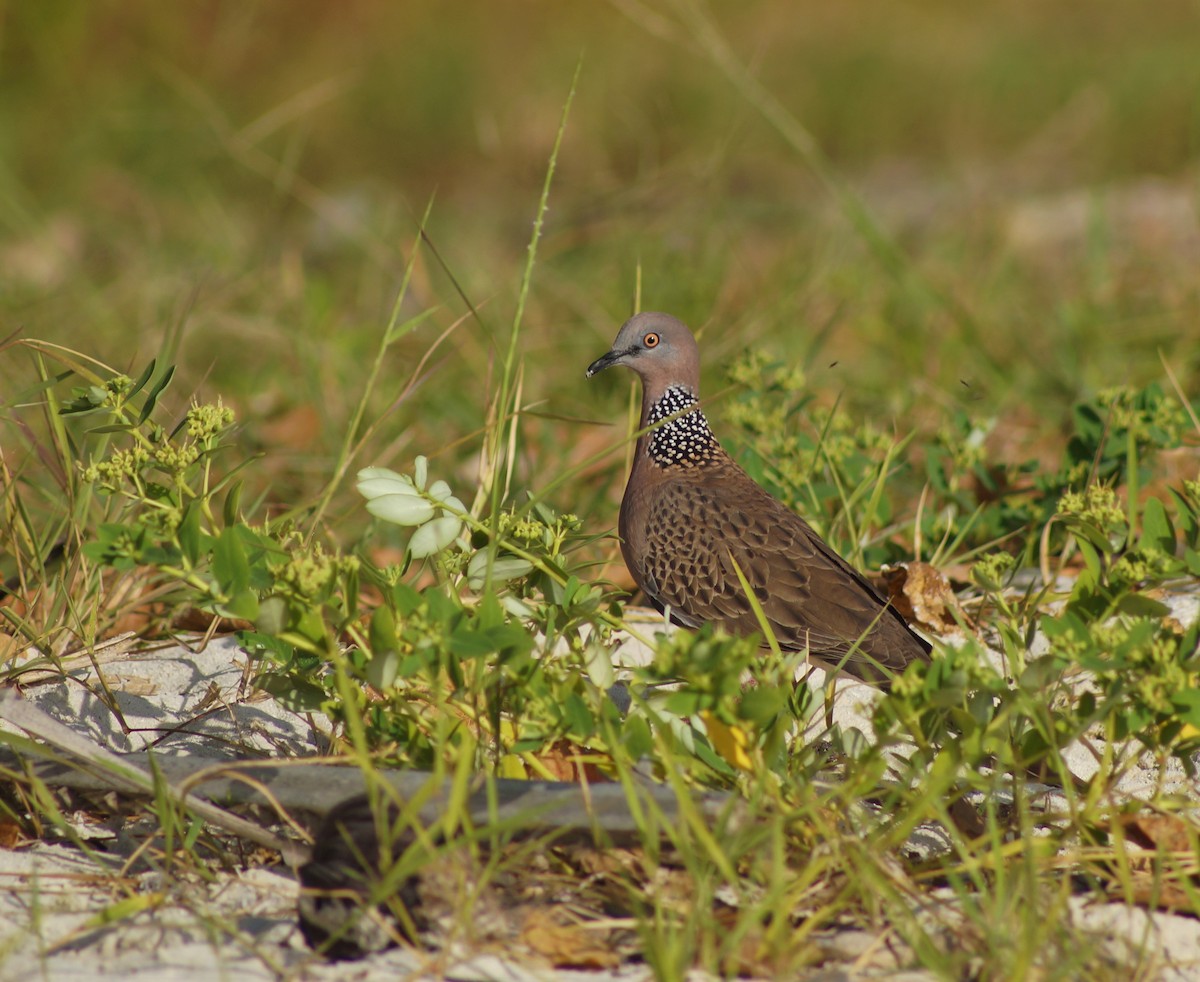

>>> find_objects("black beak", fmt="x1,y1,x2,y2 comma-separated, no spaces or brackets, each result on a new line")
586,347,631,378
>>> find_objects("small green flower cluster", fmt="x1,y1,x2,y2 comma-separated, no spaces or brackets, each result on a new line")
152,441,200,473
1090,619,1195,717
806,406,893,464
722,350,805,438
1110,548,1177,586
104,374,133,401
936,414,994,477
276,541,360,600
1096,384,1189,442
725,348,805,392
970,551,1017,592
1057,484,1125,533
721,396,790,438
186,399,236,442
79,445,151,487
436,549,470,576
79,400,236,492
496,508,581,555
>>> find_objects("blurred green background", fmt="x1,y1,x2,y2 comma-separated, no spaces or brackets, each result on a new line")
3,0,1198,519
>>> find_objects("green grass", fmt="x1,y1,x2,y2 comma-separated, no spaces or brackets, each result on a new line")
2,2,1200,978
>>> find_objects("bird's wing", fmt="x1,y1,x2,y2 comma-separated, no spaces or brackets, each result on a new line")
639,471,929,677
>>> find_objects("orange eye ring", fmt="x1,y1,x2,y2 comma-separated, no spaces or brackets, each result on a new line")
643,332,660,348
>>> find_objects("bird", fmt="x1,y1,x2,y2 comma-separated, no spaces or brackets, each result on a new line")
586,311,932,687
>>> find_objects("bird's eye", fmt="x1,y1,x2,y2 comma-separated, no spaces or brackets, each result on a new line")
643,333,660,348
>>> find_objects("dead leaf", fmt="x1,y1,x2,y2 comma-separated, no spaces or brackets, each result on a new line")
879,561,963,634
1117,812,1199,854
1118,878,1197,912
532,741,611,784
0,820,24,849
947,796,988,839
0,632,20,663
518,906,620,969
564,843,643,878
109,674,158,696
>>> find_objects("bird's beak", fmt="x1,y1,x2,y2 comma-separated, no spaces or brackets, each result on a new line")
586,347,632,378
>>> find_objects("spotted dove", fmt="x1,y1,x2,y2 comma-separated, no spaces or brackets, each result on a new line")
587,312,932,686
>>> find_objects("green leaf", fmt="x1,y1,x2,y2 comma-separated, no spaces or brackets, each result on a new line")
369,604,397,655
127,359,157,398
692,733,734,774
1040,610,1088,642
562,575,581,607
738,685,786,725
257,673,328,712
1168,488,1198,542
366,493,436,526
1075,537,1102,584
623,715,653,758
583,640,614,690
466,551,533,591
391,582,424,616
356,467,412,498
487,623,533,660
222,480,243,528
212,525,250,595
81,894,159,929
292,607,328,646
563,693,594,738
385,309,437,347
448,626,494,659
255,596,288,635
365,649,400,691
178,503,202,565
476,592,505,630
1186,548,1200,576
1138,496,1176,555
220,588,259,621
409,515,462,557
137,364,176,424
60,385,109,416
1170,689,1200,727
85,423,137,435
1114,593,1171,618
663,691,703,716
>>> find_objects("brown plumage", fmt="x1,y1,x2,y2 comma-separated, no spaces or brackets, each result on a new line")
586,311,932,686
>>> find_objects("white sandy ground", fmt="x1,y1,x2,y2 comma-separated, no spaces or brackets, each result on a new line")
1,591,1200,980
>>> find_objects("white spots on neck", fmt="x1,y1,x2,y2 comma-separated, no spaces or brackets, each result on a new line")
647,385,720,467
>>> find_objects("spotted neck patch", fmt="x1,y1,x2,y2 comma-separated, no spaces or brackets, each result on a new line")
646,385,722,467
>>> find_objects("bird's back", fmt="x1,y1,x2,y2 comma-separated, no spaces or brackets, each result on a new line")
620,450,931,684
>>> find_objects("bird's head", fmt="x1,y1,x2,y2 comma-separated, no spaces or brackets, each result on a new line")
585,312,701,396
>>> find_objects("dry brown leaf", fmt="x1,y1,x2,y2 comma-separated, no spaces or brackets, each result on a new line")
1118,812,1199,854
0,819,24,850
109,674,158,697
1111,876,1198,914
0,632,20,662
532,741,611,784
518,906,620,969
879,561,963,634
947,796,988,839
566,843,643,878
172,607,253,634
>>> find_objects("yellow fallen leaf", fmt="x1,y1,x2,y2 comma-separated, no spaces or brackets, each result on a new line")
701,711,754,771
499,753,527,779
